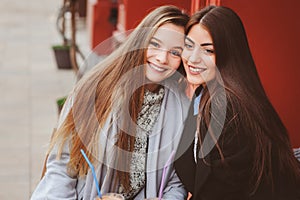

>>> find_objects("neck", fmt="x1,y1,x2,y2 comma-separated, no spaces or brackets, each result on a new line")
145,83,162,93
185,83,200,99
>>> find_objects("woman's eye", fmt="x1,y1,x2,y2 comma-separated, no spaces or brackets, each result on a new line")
149,41,160,48
184,43,193,49
169,49,182,57
204,49,215,54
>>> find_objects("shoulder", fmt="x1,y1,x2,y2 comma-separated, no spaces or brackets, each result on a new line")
204,87,243,122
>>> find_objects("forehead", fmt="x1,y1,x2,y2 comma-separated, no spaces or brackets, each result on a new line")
187,24,213,44
152,23,185,46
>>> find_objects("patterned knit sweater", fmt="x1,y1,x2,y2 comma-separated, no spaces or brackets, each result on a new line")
119,87,165,199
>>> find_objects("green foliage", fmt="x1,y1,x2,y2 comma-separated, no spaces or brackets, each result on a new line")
56,96,67,106
52,45,70,50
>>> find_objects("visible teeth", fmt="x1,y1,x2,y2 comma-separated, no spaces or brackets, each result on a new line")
150,64,164,72
189,66,205,72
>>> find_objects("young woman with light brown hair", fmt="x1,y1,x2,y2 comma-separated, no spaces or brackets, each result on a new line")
31,5,190,200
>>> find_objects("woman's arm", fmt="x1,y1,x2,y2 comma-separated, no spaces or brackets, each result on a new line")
31,94,79,199
30,142,78,199
162,169,187,200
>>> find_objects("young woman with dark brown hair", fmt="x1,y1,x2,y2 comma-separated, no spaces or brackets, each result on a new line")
175,6,300,200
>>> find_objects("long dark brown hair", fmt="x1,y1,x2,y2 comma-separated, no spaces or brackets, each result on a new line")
48,5,189,191
190,5,300,193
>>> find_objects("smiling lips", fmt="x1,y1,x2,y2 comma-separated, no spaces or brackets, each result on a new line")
188,64,206,74
148,63,166,72
149,62,207,74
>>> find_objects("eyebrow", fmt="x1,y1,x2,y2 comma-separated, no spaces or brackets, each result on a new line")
152,37,183,50
185,37,194,44
200,43,213,47
185,37,213,47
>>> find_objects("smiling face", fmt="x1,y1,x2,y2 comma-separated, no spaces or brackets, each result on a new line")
182,24,216,88
145,23,185,83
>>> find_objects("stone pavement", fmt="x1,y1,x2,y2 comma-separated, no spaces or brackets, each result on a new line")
0,0,89,198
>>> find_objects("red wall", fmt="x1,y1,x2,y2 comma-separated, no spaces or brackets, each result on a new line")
120,0,191,30
221,0,300,147
87,0,116,53
89,0,191,54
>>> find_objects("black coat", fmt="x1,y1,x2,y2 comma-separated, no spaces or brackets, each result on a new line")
174,95,300,200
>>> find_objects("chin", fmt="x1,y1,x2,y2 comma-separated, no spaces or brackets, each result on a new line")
146,76,163,83
150,79,164,84
187,77,202,86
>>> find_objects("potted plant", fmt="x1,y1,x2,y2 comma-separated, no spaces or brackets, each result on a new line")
52,44,72,69
52,0,72,70
54,0,87,115
56,96,67,115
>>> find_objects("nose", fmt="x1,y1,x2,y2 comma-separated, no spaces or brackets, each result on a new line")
188,48,203,64
155,49,168,64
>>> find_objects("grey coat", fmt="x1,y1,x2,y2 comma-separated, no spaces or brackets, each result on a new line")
30,81,190,200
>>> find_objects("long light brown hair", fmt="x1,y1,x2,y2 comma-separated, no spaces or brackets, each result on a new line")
190,6,300,193
48,5,189,190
